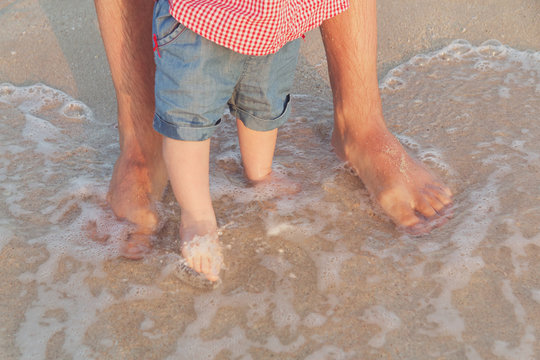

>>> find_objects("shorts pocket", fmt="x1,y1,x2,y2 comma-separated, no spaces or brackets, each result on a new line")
153,0,187,46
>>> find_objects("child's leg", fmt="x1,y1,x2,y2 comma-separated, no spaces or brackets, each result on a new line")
230,40,302,184
236,119,278,182
162,137,222,282
153,0,240,281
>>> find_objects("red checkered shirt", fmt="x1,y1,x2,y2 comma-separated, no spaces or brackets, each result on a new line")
169,0,350,55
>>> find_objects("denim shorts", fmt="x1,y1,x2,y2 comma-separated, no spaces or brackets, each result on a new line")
152,0,301,141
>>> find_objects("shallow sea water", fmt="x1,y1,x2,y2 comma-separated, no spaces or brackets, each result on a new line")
1,40,539,359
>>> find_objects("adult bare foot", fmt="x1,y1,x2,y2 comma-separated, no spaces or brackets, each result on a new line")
120,232,154,259
108,146,168,259
107,150,165,228
332,115,453,234
179,219,223,282
320,0,452,234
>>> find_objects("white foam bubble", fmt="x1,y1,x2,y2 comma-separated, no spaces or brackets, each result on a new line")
0,82,16,96
442,39,475,57
60,101,91,120
380,76,406,92
477,39,507,58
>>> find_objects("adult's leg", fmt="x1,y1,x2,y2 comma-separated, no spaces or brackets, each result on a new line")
94,0,167,256
320,0,452,233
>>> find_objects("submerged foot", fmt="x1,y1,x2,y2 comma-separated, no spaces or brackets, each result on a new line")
107,154,161,231
180,221,223,282
107,149,167,258
120,232,153,259
333,122,453,234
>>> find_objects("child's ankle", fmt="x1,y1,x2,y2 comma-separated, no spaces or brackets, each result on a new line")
179,215,217,238
244,167,273,183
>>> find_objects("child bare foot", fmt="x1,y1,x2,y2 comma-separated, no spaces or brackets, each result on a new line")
332,120,453,235
180,221,223,282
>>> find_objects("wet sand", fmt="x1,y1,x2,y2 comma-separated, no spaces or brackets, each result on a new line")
1,1,539,359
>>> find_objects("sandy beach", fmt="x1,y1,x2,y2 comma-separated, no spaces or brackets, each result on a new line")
1,0,539,359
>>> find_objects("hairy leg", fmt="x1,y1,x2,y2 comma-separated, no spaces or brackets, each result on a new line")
163,137,222,282
94,0,167,256
320,0,452,233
